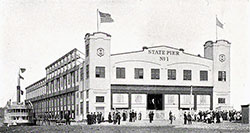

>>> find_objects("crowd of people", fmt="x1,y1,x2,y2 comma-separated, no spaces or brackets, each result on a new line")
182,109,242,124
86,112,104,125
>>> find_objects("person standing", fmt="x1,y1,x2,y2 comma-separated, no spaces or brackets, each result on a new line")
122,111,126,121
129,111,132,122
187,112,192,124
108,112,112,123
117,112,121,125
184,112,187,124
169,111,173,124
138,112,142,120
149,111,154,123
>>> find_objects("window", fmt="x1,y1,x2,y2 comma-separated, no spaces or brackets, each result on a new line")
86,90,89,99
76,69,79,82
96,96,105,102
80,102,83,114
183,70,192,80
151,69,160,79
80,67,84,80
86,65,89,79
200,71,208,81
218,71,226,81
168,69,176,80
76,104,79,116
86,44,89,57
96,66,105,78
218,98,225,104
135,68,143,79
116,67,125,79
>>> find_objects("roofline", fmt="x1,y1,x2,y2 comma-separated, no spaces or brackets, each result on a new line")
45,48,83,69
85,32,111,39
25,77,46,90
111,45,212,60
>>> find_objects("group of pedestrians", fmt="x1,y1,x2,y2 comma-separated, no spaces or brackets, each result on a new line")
107,110,143,125
183,112,192,124
87,112,104,125
182,109,242,125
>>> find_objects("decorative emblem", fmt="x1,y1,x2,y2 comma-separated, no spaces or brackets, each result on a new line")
135,95,142,103
219,54,226,62
97,48,104,57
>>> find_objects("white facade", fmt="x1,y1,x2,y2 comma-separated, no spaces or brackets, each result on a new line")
83,32,231,120
26,32,231,121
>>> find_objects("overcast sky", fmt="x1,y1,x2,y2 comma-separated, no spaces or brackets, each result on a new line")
0,0,249,110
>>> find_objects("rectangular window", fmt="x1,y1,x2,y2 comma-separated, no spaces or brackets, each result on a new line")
96,96,104,102
200,71,208,81
86,90,89,99
80,102,83,114
96,66,105,78
116,67,125,79
135,68,143,79
168,69,176,80
86,101,89,113
86,65,89,79
218,98,226,104
218,71,226,81
86,44,89,57
80,67,84,80
151,69,160,79
76,104,79,116
183,70,192,80
76,69,79,82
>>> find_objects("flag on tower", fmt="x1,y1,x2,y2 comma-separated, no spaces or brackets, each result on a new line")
216,17,223,29
20,68,26,73
99,11,114,23
19,74,24,80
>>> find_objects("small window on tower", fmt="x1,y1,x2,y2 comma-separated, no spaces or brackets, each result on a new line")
96,96,104,102
218,71,226,81
96,66,105,78
218,98,225,104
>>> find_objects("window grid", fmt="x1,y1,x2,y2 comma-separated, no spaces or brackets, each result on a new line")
151,69,160,79
135,68,143,79
168,69,176,80
218,71,226,81
183,70,192,80
200,71,208,81
116,67,125,79
96,66,105,78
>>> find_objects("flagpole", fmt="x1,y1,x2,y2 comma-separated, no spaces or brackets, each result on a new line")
216,15,218,41
97,9,99,32
17,67,20,103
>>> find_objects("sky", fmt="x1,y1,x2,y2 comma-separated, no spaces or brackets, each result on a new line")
0,0,249,110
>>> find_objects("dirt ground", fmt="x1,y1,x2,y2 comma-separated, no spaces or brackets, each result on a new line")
0,120,249,133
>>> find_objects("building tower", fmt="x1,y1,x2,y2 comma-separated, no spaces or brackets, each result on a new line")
84,32,111,119
204,40,231,109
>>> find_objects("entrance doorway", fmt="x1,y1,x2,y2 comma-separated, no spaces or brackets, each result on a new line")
147,94,163,110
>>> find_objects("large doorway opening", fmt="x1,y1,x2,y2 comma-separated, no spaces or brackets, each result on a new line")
147,94,163,110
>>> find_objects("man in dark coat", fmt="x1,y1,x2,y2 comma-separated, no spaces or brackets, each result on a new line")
117,112,121,125
184,112,187,124
169,111,173,124
108,112,112,123
149,111,154,123
122,112,126,121
129,111,132,122
65,111,70,125
87,113,91,125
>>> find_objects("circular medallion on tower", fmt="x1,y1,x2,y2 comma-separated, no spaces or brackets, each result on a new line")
97,48,104,57
219,54,226,62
